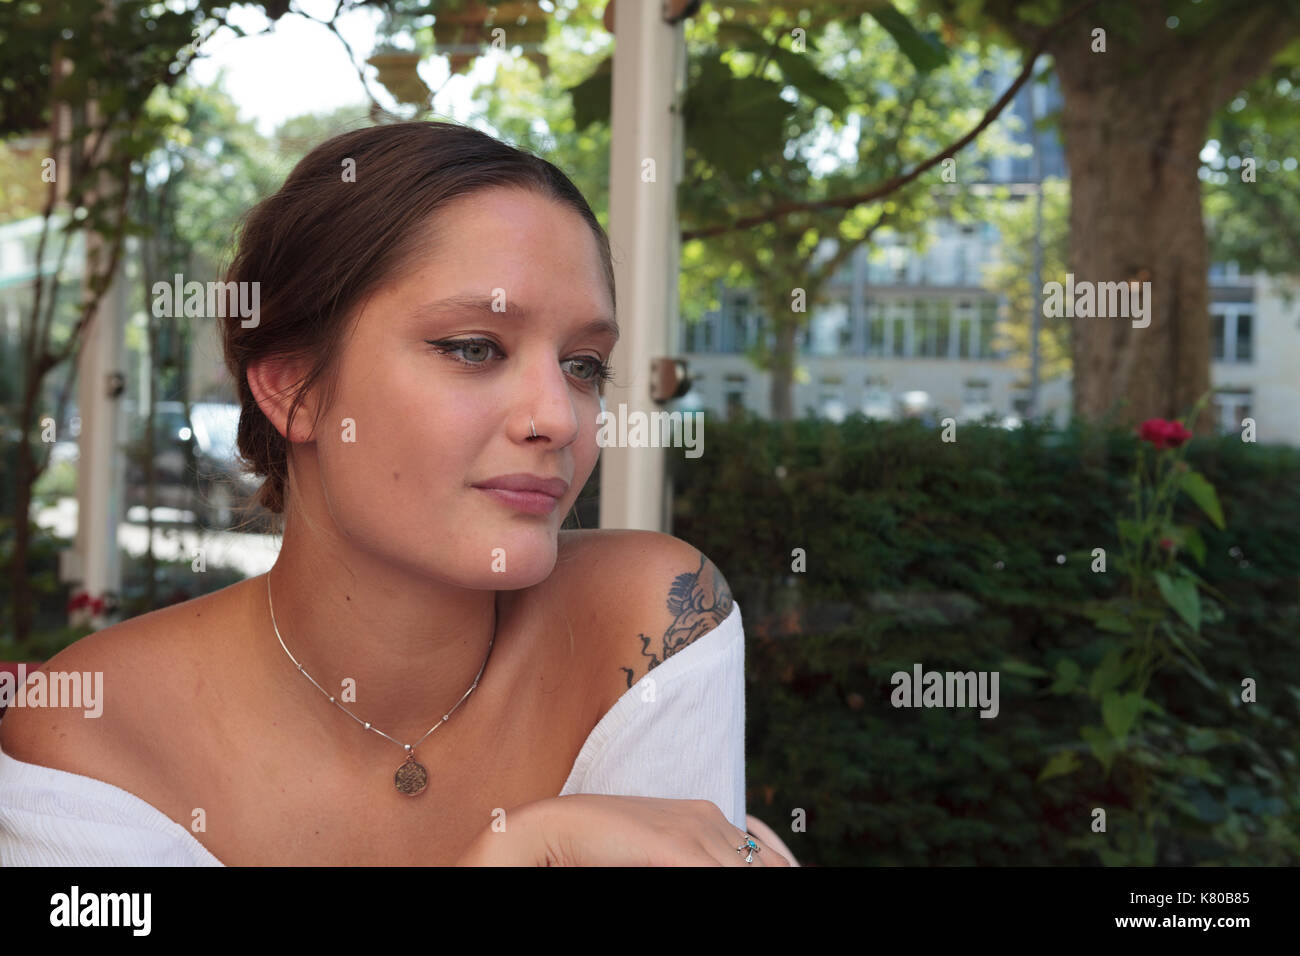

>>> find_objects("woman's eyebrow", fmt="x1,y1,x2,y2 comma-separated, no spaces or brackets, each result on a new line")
410,293,619,342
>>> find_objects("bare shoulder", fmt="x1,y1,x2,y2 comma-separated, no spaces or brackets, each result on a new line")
0,582,242,787
555,529,735,694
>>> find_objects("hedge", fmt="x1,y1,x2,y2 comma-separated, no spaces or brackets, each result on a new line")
669,414,1300,866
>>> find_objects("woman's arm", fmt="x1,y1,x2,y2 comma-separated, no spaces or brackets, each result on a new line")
454,801,553,866
455,795,791,867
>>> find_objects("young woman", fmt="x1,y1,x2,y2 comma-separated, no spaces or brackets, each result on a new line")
0,121,794,867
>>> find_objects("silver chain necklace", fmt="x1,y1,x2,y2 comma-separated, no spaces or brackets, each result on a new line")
265,572,497,796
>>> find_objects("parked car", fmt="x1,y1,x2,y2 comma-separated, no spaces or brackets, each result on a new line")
190,402,264,528
124,401,264,529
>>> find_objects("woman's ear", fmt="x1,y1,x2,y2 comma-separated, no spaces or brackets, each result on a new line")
247,356,318,444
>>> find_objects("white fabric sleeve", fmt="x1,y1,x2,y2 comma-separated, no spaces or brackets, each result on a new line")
558,602,747,831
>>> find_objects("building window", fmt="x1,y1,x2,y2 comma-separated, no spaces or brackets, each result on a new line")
730,316,748,353
935,299,951,356
913,298,932,356
1235,313,1253,361
955,300,973,359
913,299,952,358
818,376,846,423
862,376,893,418
1212,305,1253,363
687,374,705,406
810,300,851,356
889,299,910,357
1215,388,1252,434
977,300,998,358
963,378,991,405
865,300,887,356
726,294,752,353
724,374,747,420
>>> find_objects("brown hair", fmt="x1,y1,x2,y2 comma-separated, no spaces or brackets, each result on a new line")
221,120,617,518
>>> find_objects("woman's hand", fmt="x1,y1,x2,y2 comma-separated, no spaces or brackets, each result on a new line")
458,794,792,866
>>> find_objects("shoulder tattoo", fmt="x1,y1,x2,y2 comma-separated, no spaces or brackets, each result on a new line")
619,552,735,690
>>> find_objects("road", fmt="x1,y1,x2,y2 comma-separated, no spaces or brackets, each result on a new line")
36,497,280,578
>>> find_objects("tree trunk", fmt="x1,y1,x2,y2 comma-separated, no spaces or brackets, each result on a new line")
1053,49,1213,427
10,370,43,643
1040,1,1300,430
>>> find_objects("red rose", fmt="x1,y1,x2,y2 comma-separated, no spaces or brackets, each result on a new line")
1159,538,1175,550
1138,418,1192,450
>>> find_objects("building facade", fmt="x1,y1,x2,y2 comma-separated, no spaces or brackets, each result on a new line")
672,66,1300,444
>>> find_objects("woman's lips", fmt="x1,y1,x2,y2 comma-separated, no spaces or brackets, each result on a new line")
474,486,560,515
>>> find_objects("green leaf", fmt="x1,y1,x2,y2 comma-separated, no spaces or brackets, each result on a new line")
1081,724,1118,774
768,46,851,112
1179,525,1206,566
1037,750,1081,782
714,22,775,56
1155,570,1201,632
1048,657,1081,694
366,50,431,107
1102,690,1144,741
1086,606,1134,634
1162,620,1208,673
866,2,949,73
1088,647,1133,699
1000,658,1049,678
566,55,612,130
1179,470,1225,530
684,59,793,181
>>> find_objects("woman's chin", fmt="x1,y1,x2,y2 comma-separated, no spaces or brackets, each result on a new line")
472,542,559,589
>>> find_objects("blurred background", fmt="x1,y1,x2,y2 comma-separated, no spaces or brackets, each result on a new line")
1,0,1297,865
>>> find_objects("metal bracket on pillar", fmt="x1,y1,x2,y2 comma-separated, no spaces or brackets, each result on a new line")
649,357,692,403
602,0,701,32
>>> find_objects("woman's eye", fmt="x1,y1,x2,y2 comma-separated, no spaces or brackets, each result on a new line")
426,338,612,387
563,356,609,382
427,338,500,365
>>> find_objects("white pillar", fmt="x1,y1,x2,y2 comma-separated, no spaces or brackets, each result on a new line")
599,1,685,533
70,250,127,605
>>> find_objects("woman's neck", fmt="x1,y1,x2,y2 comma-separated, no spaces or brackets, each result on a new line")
250,514,507,758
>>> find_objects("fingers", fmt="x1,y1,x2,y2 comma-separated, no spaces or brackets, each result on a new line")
681,801,796,867
712,825,783,867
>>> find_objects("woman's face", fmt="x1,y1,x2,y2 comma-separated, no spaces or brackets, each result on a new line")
303,186,616,588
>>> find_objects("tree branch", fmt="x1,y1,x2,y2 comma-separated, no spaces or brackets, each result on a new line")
1206,9,1300,112
680,0,1102,242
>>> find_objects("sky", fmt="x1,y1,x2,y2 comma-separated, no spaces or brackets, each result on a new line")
187,0,493,136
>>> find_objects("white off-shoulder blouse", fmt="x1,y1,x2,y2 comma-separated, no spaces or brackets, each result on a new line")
0,602,747,866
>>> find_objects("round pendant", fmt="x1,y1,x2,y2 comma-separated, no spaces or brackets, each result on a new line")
395,757,429,796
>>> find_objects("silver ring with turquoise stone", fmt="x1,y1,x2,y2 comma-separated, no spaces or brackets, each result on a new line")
736,834,761,864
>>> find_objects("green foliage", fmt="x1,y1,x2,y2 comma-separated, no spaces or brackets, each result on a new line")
670,415,1300,865
1203,43,1300,274
0,501,246,659
0,515,82,655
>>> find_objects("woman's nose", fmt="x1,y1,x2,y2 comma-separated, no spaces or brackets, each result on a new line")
517,354,581,445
